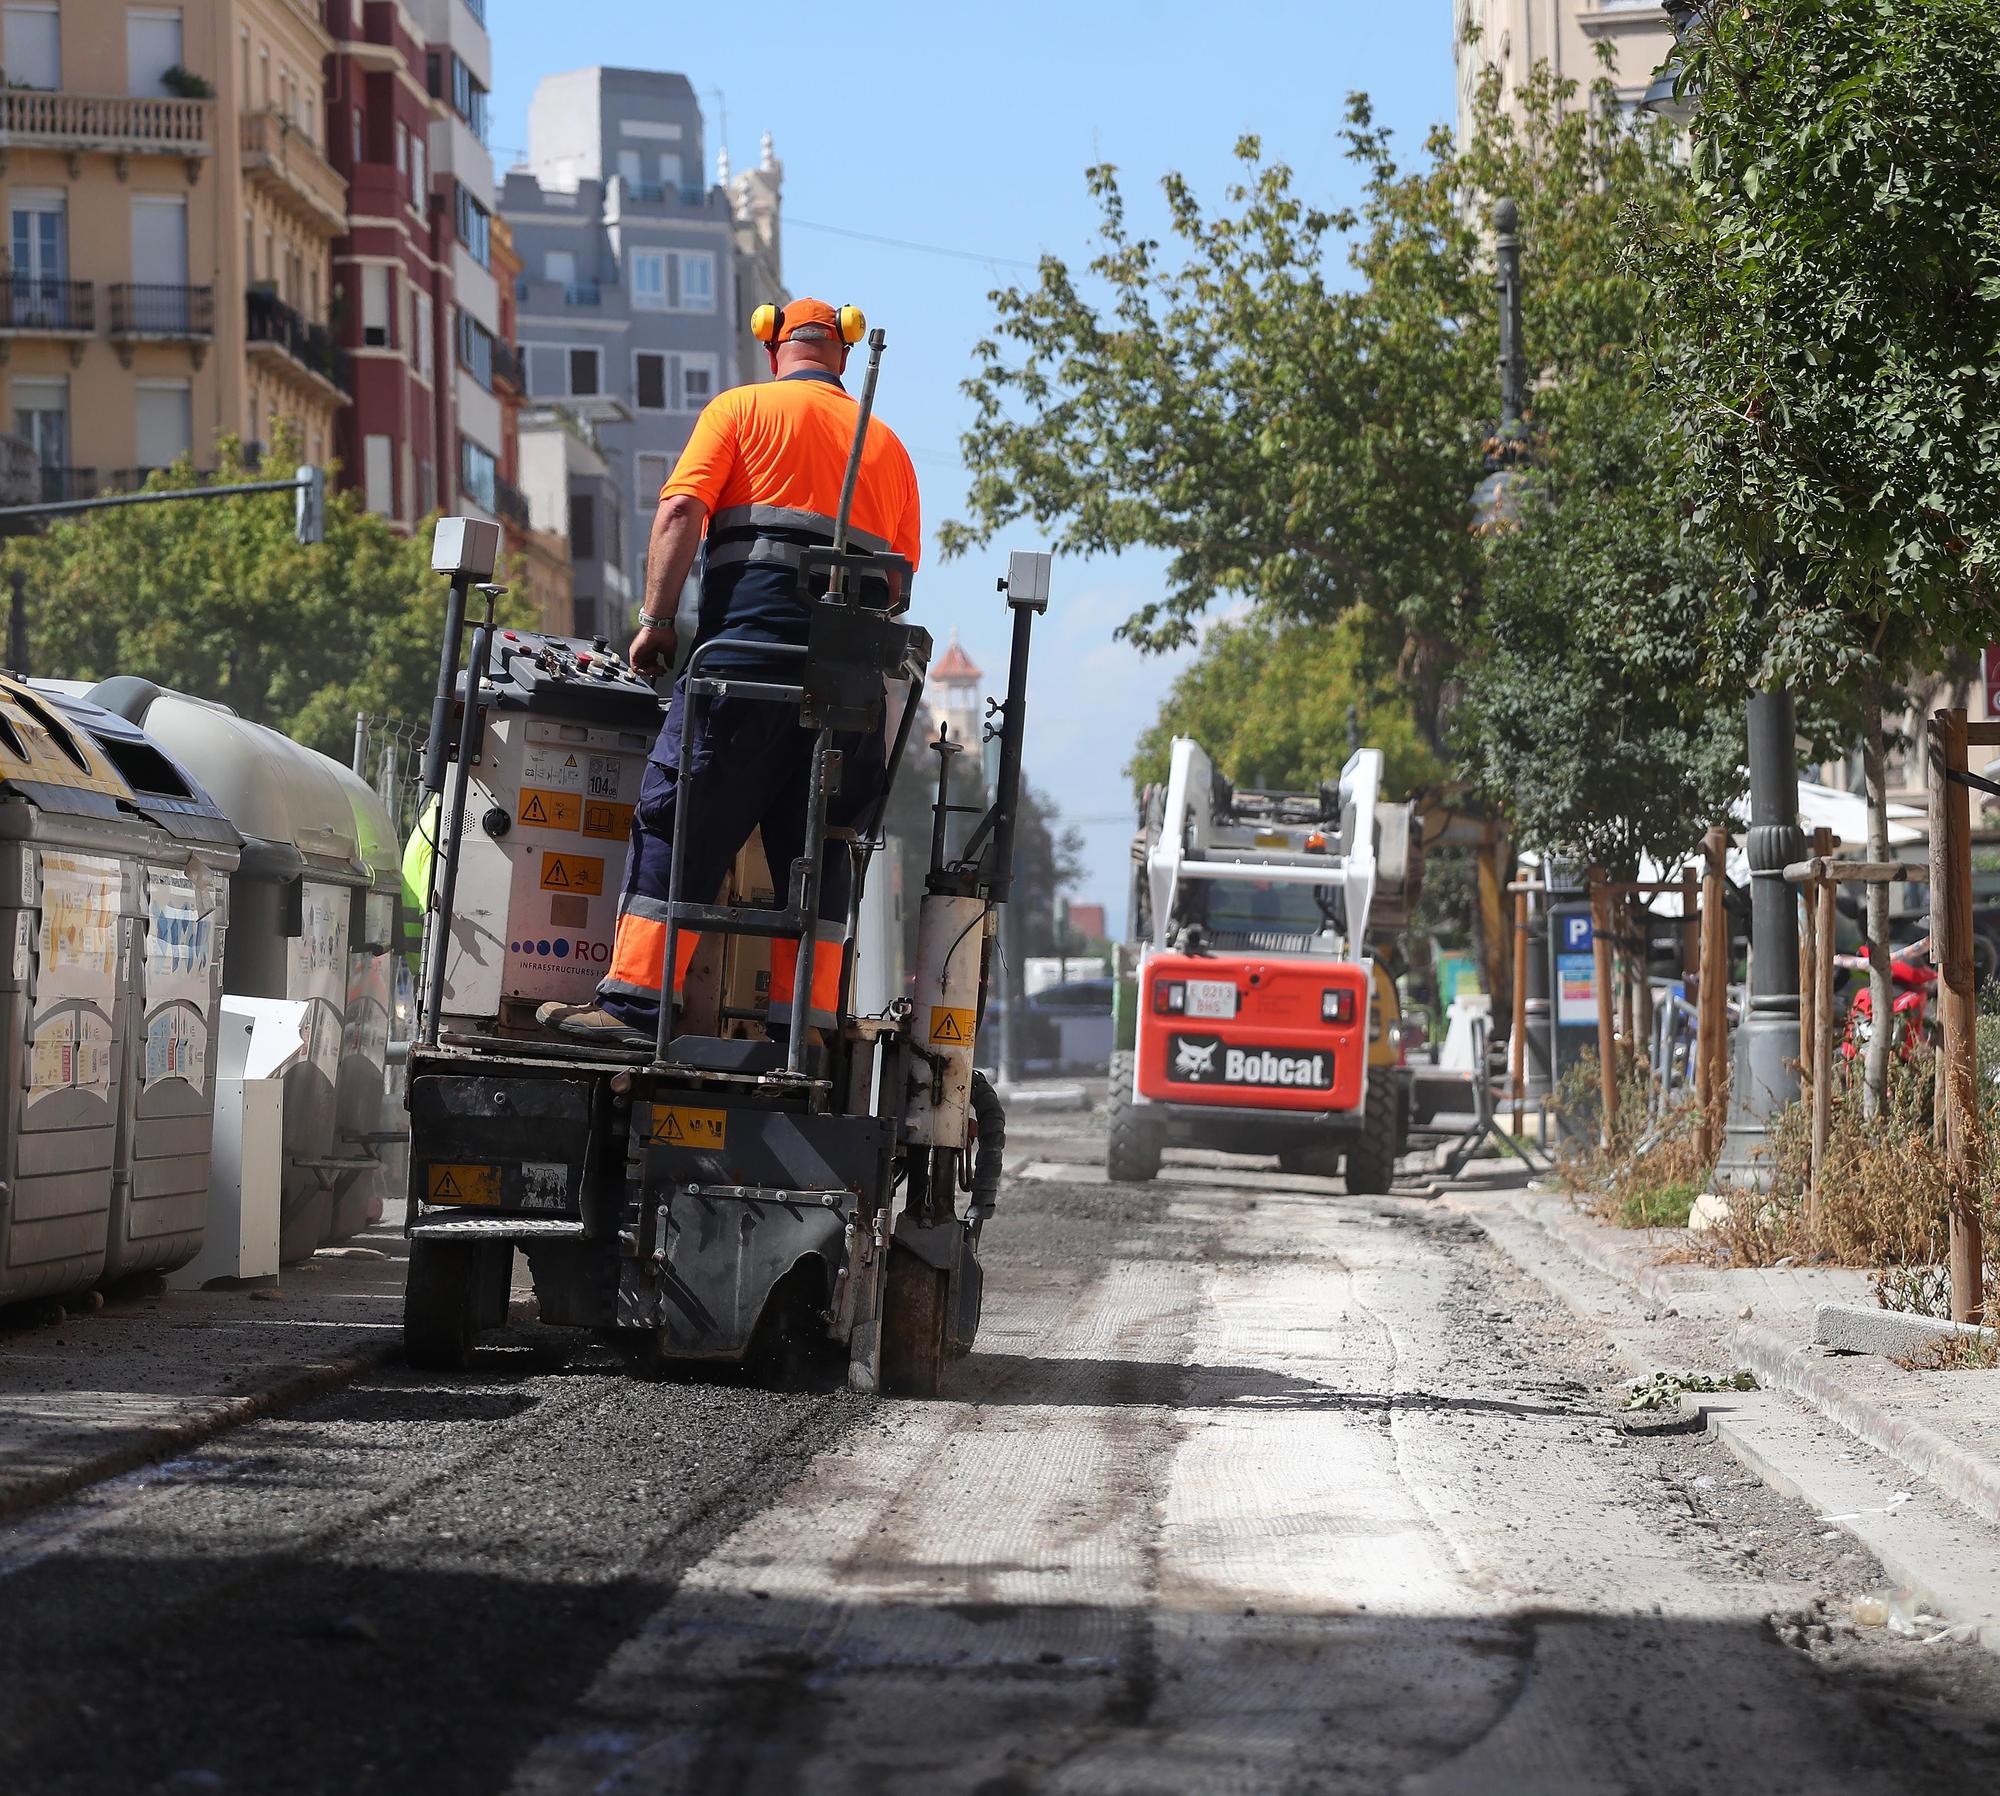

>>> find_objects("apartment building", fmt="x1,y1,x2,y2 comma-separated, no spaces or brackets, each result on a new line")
0,0,349,500
500,67,784,638
491,209,572,632
1454,0,1675,139
517,405,627,640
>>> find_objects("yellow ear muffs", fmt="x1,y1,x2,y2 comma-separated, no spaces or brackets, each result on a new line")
837,304,866,345
750,303,780,344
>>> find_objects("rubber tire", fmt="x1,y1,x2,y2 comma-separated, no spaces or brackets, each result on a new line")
1105,1051,1162,1183
1344,1069,1400,1196
880,1243,949,1398
404,1238,481,1371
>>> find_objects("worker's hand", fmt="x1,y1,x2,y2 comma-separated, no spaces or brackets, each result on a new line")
628,621,677,678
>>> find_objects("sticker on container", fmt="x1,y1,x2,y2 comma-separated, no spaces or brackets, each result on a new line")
519,1162,570,1211
517,788,582,832
145,870,215,1011
582,801,634,840
928,1006,974,1045
522,746,584,792
539,851,604,896
27,1011,76,1103
12,912,27,982
288,883,349,1002
650,1104,727,1148
144,1006,207,1091
426,1163,502,1206
39,853,119,979
585,755,627,800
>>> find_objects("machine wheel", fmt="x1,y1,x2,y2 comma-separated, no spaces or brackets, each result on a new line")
404,1238,482,1371
880,1243,949,1398
1344,1070,1400,1196
1105,1051,1162,1183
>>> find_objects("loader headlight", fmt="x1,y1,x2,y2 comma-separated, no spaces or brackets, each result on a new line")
1321,988,1356,1025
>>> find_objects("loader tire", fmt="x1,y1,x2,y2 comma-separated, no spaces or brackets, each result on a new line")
880,1242,949,1398
1105,1052,1162,1183
1344,1069,1400,1196
404,1239,481,1371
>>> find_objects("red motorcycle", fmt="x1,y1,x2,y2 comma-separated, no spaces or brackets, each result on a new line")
1836,939,1937,1063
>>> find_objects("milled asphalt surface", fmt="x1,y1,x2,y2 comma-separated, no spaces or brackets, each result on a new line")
4,1108,2000,1793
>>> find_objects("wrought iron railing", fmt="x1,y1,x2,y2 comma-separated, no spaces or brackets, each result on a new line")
109,283,216,339
0,277,95,333
245,287,350,390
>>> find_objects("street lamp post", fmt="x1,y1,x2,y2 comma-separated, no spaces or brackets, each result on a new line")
1643,1,1804,1184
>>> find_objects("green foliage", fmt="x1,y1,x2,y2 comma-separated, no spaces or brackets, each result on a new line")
947,58,1687,744
8,427,534,761
1459,379,1747,874
1126,611,1440,799
1636,0,2000,687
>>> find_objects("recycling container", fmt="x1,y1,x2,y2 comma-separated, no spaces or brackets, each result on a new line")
325,759,401,1243
0,675,151,1305
86,679,374,1264
36,686,244,1281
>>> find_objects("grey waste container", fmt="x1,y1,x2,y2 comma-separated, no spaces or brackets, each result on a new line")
35,687,244,1282
326,760,401,1242
0,676,153,1305
87,680,374,1264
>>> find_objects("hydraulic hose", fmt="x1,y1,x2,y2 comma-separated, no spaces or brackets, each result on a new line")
969,1070,1006,1223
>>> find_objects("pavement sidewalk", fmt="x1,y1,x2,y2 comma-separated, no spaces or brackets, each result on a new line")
0,1211,420,1521
1491,1184,2000,1534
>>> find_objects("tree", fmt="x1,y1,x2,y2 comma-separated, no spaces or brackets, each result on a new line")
1636,0,2000,1113
7,427,535,763
945,57,1687,747
1128,611,1440,799
1458,375,1747,877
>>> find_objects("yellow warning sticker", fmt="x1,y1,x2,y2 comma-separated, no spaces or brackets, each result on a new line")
539,851,605,896
650,1104,728,1148
582,800,635,840
1255,830,1290,848
518,788,582,832
928,1006,975,1046
426,1163,502,1206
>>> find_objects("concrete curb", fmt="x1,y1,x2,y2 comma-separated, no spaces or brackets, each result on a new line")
1812,1299,1997,1358
1727,1321,2000,1533
0,1339,399,1527
1515,1197,1696,1315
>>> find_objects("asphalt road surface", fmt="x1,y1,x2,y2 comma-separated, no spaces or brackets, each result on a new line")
4,1108,2000,1795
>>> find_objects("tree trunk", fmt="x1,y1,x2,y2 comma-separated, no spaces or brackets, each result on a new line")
1861,666,1892,1123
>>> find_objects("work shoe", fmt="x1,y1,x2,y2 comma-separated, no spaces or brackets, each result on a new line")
535,1000,652,1048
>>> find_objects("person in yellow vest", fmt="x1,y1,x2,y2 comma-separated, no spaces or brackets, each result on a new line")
539,298,921,1046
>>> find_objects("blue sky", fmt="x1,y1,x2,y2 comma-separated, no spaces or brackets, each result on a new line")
488,3,1454,928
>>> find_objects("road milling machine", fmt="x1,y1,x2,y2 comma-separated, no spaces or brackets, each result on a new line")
1108,738,1421,1190
398,336,1047,1396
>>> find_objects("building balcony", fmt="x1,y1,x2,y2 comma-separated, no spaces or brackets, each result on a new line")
0,90,212,182
0,278,96,360
495,473,532,533
563,282,603,307
245,288,351,404
239,109,347,236
491,338,525,392
34,466,98,503
108,284,215,366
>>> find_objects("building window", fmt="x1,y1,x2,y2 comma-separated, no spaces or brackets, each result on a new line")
454,184,491,269
542,249,575,286
413,288,433,383
11,191,67,299
126,7,183,99
351,103,363,167
364,434,393,516
630,249,666,312
636,451,670,507
682,356,715,407
395,122,407,175
13,376,67,493
568,346,600,397
459,436,497,513
657,152,683,189
528,344,600,400
634,350,666,411
361,263,390,346
678,251,714,312
428,50,489,143
3,4,58,90
135,380,193,469
456,308,495,389
410,132,426,207
569,493,596,561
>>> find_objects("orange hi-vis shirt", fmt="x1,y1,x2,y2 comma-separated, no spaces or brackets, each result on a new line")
660,368,922,665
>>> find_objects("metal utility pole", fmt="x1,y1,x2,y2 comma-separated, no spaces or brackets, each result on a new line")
1494,197,1527,433
1714,684,1804,1187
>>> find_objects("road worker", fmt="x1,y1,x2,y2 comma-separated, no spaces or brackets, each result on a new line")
538,297,922,1046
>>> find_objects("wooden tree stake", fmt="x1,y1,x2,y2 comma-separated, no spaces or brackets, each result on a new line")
1930,708,1985,1324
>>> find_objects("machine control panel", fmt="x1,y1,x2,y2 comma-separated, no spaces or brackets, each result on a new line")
475,629,663,727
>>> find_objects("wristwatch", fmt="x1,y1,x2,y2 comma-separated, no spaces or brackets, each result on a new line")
638,611,673,629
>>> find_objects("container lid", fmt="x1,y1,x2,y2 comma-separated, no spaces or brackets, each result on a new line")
0,674,133,821
324,759,401,894
84,679,366,884
31,683,243,861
